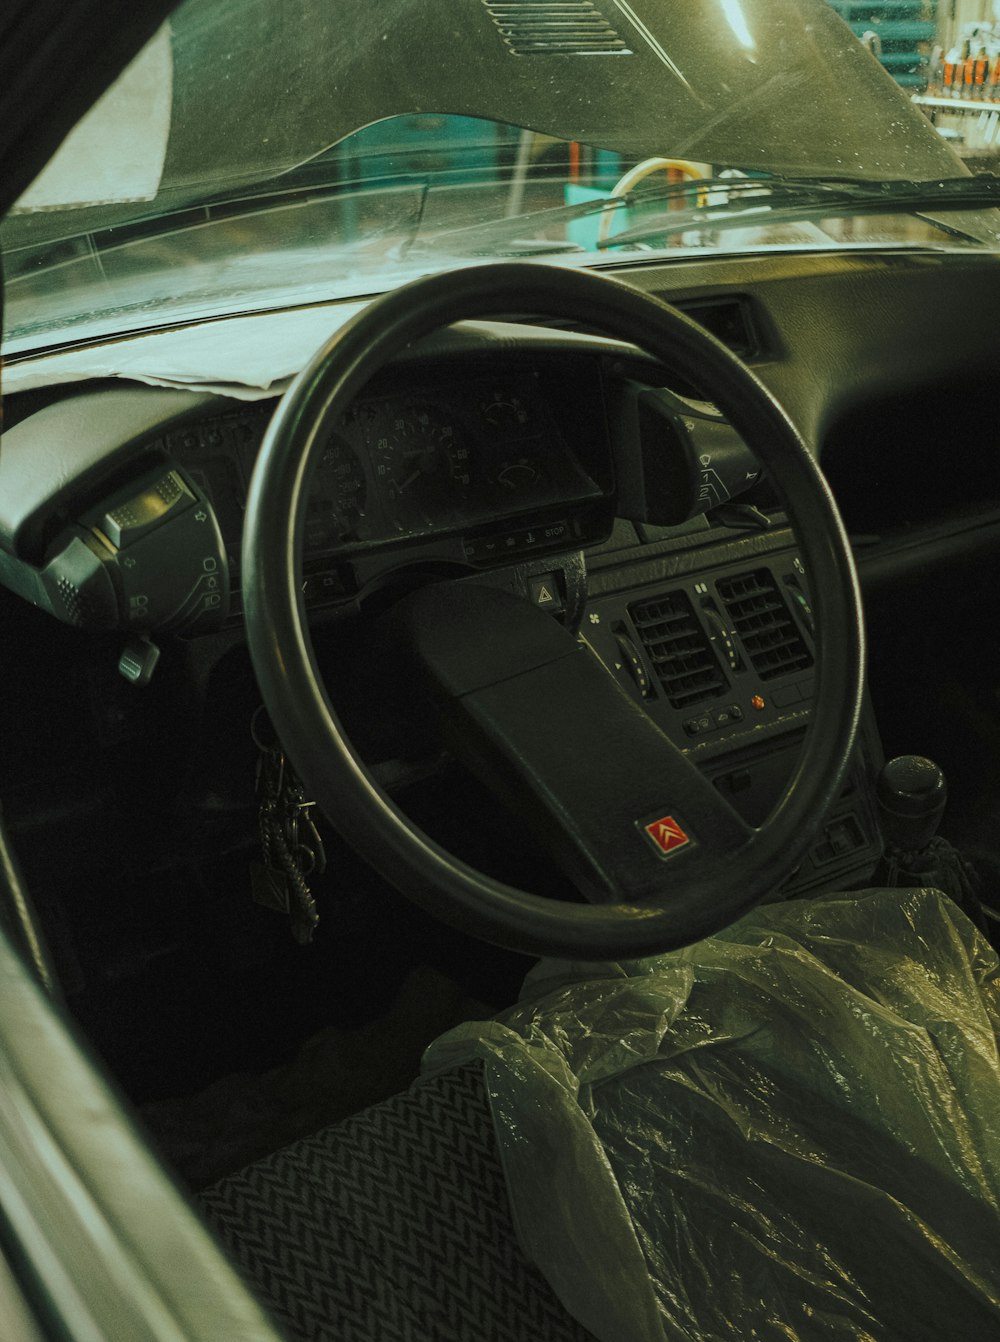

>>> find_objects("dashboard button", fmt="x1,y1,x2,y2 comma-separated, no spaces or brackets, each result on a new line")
612,627,651,697
529,574,563,612
713,704,743,728
684,713,714,736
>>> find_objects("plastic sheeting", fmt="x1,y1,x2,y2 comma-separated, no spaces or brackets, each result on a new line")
424,888,1000,1341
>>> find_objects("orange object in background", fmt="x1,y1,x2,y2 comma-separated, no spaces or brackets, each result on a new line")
663,162,695,204
975,50,988,98
568,140,581,184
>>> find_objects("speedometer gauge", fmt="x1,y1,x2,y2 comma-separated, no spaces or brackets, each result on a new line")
375,405,472,530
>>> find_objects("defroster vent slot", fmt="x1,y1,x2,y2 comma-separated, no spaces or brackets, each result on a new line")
482,1,631,55
629,590,727,708
717,569,813,680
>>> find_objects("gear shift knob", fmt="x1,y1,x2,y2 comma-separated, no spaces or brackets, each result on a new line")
876,755,947,853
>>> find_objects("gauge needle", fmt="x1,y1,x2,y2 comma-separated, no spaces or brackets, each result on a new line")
398,468,422,492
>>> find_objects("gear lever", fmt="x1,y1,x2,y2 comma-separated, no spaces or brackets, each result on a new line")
876,755,947,853
875,755,984,931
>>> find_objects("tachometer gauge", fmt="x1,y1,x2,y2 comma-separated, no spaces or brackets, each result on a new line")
306,428,367,549
375,405,472,530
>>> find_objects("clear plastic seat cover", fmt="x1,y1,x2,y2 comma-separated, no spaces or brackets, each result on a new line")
426,888,1000,1341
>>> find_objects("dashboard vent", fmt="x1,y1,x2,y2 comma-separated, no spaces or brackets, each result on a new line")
629,591,727,708
482,1,631,55
717,569,813,680
674,297,759,360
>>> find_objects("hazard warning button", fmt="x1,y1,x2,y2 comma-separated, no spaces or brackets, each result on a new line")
528,574,563,613
641,814,691,857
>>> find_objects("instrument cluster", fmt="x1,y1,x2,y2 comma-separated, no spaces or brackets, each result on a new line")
302,373,602,551
169,359,612,576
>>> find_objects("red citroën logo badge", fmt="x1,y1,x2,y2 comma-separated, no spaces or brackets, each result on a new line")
644,815,691,855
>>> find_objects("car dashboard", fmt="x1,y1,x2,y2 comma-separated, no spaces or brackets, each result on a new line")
167,352,617,610
2,245,1000,985
0,340,623,636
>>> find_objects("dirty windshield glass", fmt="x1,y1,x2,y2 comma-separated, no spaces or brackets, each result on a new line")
2,0,997,352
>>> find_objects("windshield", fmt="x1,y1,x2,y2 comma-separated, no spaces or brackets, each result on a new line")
3,0,998,355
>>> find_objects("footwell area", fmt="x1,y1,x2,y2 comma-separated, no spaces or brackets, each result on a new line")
142,964,491,1189
53,823,535,1188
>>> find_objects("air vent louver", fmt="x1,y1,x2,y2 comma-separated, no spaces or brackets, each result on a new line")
629,591,727,708
482,1,631,55
717,569,813,680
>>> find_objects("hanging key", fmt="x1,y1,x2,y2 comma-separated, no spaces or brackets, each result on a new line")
250,715,324,942
251,745,293,915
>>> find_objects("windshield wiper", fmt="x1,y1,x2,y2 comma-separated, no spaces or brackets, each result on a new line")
3,178,430,285
422,174,751,254
425,174,1000,257
598,174,1000,250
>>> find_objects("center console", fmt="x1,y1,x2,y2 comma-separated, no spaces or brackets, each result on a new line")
580,517,883,897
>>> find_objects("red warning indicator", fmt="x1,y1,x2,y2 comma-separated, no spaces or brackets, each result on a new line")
643,815,691,856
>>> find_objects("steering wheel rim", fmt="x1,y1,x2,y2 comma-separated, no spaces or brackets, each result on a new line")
243,262,865,960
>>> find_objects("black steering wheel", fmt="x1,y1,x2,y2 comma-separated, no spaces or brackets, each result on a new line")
242,263,864,960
